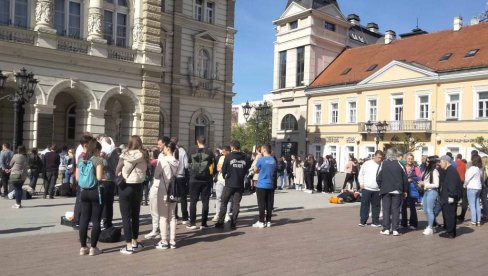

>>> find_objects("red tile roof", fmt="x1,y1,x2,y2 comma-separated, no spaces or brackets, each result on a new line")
309,23,488,88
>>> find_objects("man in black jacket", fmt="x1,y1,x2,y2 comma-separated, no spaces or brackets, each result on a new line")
215,140,252,229
438,155,463,239
376,148,408,236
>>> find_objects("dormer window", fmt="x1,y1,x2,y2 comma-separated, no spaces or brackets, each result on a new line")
341,68,351,75
366,64,378,71
440,53,452,61
465,49,479,58
289,20,298,30
324,21,336,32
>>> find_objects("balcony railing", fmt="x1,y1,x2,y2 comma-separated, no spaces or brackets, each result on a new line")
108,46,135,62
358,120,432,133
0,25,35,45
57,36,89,54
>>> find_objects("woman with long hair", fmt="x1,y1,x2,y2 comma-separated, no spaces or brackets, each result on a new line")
294,156,305,190
303,154,316,194
78,139,105,256
9,146,28,208
465,155,483,227
419,156,440,235
401,153,422,230
116,135,149,254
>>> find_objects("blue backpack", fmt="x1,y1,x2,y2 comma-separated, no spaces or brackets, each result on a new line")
78,157,98,189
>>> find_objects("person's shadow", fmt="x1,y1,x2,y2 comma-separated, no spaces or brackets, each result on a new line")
456,226,475,237
0,225,55,234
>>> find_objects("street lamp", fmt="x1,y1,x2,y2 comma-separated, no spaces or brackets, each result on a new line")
242,100,271,152
0,68,38,149
366,120,388,151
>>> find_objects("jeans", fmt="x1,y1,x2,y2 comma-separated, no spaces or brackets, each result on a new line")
1,170,10,195
64,170,71,185
141,180,149,204
218,186,244,224
12,180,23,205
360,189,381,225
118,183,143,243
100,181,115,228
215,181,231,216
401,197,418,228
278,172,286,189
29,171,39,191
467,188,482,224
422,189,438,228
256,188,274,223
79,188,102,248
381,193,403,231
175,176,189,221
189,180,212,226
44,171,58,197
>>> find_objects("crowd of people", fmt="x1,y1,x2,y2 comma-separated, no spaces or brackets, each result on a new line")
358,148,488,239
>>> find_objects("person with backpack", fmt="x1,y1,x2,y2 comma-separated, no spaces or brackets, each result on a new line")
154,140,180,250
252,144,276,228
78,139,104,256
73,134,94,229
100,136,119,229
28,148,43,192
212,146,232,223
187,136,215,230
116,135,149,254
8,146,28,209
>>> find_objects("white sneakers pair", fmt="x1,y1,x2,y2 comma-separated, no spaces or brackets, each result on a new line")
252,221,271,228
380,229,399,236
80,247,101,256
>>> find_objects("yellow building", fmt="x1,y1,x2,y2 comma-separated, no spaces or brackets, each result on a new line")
306,18,488,171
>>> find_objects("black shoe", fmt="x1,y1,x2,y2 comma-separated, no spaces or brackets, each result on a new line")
72,224,80,230
214,222,224,229
230,222,237,229
439,232,455,239
49,196,54,199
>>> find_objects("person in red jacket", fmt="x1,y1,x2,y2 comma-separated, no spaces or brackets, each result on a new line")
455,154,468,221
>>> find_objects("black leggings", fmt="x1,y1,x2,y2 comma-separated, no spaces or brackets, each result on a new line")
342,173,359,190
118,183,142,243
79,188,102,248
101,181,115,228
305,173,314,190
257,188,274,223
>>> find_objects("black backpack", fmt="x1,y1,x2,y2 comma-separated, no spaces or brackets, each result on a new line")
99,227,122,243
190,150,211,181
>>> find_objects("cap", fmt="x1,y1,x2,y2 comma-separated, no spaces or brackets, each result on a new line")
440,155,452,162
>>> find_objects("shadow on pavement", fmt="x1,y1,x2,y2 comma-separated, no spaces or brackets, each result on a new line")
0,225,55,234
23,203,75,208
274,207,304,212
456,226,475,237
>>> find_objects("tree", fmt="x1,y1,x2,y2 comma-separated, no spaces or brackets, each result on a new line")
231,107,272,152
472,136,488,155
385,135,425,154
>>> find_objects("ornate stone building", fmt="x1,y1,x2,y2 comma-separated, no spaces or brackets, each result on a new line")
0,0,235,151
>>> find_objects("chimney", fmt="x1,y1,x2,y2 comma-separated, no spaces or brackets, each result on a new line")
367,22,379,33
454,16,463,31
471,16,480,25
385,30,396,44
347,14,360,25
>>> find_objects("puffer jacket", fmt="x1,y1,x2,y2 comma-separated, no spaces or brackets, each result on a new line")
120,150,148,184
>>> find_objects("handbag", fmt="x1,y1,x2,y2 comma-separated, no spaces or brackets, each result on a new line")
163,161,180,203
115,164,136,187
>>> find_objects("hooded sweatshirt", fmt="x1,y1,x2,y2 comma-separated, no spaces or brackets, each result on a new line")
153,155,179,194
118,150,148,184
222,151,252,189
358,159,380,191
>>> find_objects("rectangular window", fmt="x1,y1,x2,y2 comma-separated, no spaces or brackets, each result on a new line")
195,0,203,21
103,10,113,44
394,98,403,121
279,51,287,89
315,145,322,161
447,147,460,156
329,146,337,159
296,46,305,86
446,94,459,120
116,13,127,47
0,0,9,25
118,0,127,6
314,103,322,125
478,92,488,118
289,20,298,30
14,0,28,28
348,101,357,123
421,146,429,156
418,95,429,120
367,99,377,122
330,103,338,124
68,1,81,38
54,0,65,35
366,146,375,158
206,2,214,24
324,21,336,32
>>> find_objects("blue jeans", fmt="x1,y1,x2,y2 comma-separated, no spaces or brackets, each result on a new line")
29,174,39,191
215,181,231,215
278,172,286,189
422,189,438,228
360,189,380,225
467,188,482,223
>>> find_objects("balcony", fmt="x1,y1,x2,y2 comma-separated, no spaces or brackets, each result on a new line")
57,36,89,54
108,46,136,62
0,25,35,45
358,120,432,133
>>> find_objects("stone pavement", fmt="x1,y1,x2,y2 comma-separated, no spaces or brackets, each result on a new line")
2,194,488,275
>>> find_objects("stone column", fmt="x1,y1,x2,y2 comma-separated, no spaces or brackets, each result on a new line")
87,0,108,57
34,0,55,33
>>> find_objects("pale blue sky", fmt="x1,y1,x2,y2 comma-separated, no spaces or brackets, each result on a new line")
233,0,488,104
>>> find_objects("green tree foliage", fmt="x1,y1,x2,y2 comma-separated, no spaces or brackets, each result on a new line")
231,107,272,152
472,136,488,155
385,135,425,154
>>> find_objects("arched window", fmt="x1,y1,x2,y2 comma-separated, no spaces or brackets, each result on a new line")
54,0,82,37
195,114,208,143
198,49,210,79
0,0,28,28
281,114,298,130
103,0,129,47
66,105,76,140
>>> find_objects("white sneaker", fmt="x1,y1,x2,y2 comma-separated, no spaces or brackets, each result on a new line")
392,231,400,236
380,229,390,235
306,190,313,194
186,225,198,230
371,224,382,228
266,222,272,228
11,204,21,209
181,220,188,225
422,227,434,235
156,242,169,250
211,215,219,222
252,221,265,228
224,214,231,223
144,231,160,239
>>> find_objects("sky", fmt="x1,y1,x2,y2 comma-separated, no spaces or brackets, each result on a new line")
232,0,488,104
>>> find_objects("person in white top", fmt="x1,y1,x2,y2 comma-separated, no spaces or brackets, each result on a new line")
418,156,440,235
358,150,383,227
465,155,484,226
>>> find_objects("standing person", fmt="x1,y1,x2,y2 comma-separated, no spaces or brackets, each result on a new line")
288,155,296,189
8,146,28,208
482,156,488,222
116,135,149,254
376,148,408,236
294,156,305,191
28,148,43,192
328,156,338,193
419,155,428,173
342,156,355,191
358,150,383,227
252,145,276,228
303,155,316,194
465,155,483,227
250,147,262,190
438,155,463,239
43,145,60,199
65,149,75,188
59,146,69,186
0,143,14,197
351,158,359,190
100,136,119,229
456,154,468,222
316,157,326,193
78,140,104,256
325,155,335,193
187,136,215,230
276,157,287,190
401,153,422,230
418,156,440,235
154,141,180,250
73,135,94,229
171,137,189,225
212,146,232,223
215,140,252,229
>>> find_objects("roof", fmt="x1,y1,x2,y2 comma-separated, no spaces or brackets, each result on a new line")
286,0,339,10
309,23,488,88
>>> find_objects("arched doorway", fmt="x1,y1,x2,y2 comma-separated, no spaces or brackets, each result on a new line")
52,91,89,148
104,95,136,146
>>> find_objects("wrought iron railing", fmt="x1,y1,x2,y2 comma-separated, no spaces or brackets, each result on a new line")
358,120,432,133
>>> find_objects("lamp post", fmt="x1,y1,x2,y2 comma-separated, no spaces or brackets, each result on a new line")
242,100,271,153
366,120,388,151
0,68,38,149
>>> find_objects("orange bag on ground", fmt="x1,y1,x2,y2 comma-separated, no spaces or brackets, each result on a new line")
329,196,344,204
